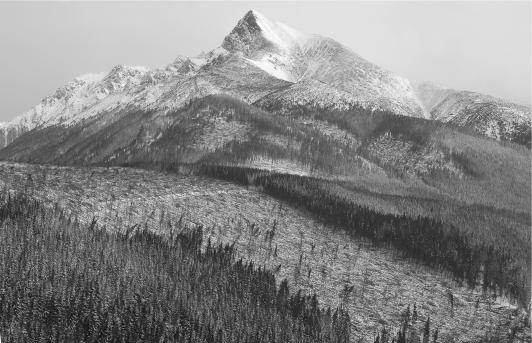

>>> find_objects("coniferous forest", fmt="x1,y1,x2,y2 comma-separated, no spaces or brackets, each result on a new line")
0,191,349,342
180,164,530,309
0,189,463,343
1,94,528,341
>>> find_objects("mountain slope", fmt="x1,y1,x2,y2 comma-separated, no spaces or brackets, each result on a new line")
1,162,529,342
3,94,528,214
0,66,149,147
414,82,531,145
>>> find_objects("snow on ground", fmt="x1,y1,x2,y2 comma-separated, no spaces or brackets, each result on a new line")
365,132,463,177
0,162,525,342
250,9,309,50
231,155,314,177
192,117,249,151
246,56,294,82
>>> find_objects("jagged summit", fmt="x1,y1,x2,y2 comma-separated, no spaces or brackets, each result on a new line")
222,10,319,82
218,10,428,117
222,10,308,56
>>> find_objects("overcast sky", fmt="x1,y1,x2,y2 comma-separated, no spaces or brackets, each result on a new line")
0,1,530,122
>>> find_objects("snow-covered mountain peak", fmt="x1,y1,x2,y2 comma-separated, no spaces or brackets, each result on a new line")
246,10,307,49
222,10,310,56
1,10,529,149
221,10,313,83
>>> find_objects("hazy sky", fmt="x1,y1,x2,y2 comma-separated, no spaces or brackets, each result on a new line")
0,1,530,122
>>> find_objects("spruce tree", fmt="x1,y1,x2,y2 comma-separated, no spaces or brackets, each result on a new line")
432,328,438,343
423,316,430,343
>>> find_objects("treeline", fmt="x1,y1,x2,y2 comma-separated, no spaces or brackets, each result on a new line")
183,164,530,309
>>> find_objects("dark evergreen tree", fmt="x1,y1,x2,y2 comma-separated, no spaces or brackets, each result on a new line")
423,316,430,343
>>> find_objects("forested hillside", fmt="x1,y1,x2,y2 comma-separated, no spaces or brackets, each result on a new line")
1,163,528,342
0,190,459,343
182,164,531,308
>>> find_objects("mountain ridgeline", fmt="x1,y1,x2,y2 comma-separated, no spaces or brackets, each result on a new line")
0,10,529,150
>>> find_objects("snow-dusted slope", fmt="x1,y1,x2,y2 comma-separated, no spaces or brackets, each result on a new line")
222,10,311,82
0,60,203,148
414,82,531,143
0,66,148,137
254,79,362,113
0,73,105,147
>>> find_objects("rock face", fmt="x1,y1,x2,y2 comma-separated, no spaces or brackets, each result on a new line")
0,9,529,149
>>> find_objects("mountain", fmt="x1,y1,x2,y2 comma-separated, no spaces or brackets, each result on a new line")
222,11,427,117
0,9,424,150
0,91,530,340
0,10,530,341
0,9,529,152
0,67,147,147
414,82,531,145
